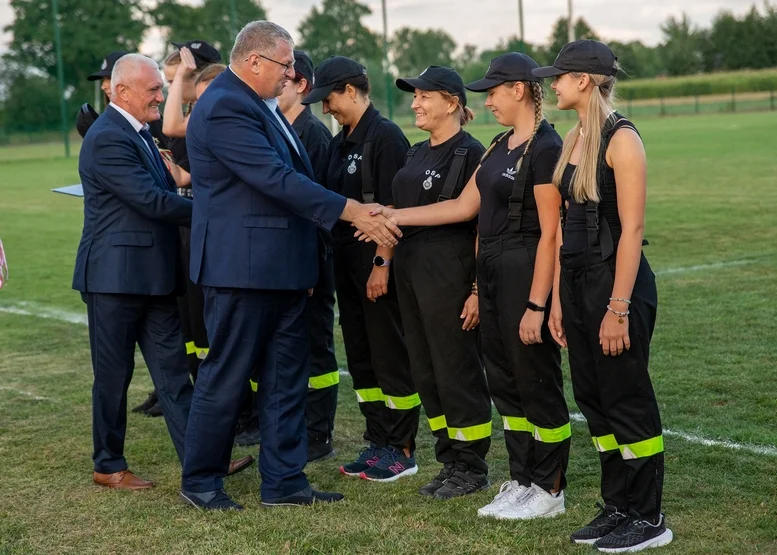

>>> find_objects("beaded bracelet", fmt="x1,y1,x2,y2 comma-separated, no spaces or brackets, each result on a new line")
609,297,631,304
471,281,478,296
606,304,630,324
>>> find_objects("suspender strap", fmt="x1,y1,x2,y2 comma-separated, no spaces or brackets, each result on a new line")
405,146,418,165
359,116,382,204
437,147,469,202
506,120,551,233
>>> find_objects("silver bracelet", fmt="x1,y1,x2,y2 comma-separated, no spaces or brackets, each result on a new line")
609,297,631,305
606,305,630,318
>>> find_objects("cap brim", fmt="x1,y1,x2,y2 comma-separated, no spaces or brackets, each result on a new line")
464,77,504,92
395,77,440,93
302,83,336,105
87,71,110,81
171,42,185,48
532,66,566,78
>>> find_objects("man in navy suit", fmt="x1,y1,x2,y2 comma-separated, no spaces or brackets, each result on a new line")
181,21,400,510
73,54,195,490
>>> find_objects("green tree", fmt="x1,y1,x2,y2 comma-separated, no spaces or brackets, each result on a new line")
659,13,704,76
297,0,381,64
151,0,267,59
609,40,662,79
390,28,456,77
547,17,599,58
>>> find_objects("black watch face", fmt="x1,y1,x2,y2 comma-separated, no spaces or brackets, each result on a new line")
374,256,385,266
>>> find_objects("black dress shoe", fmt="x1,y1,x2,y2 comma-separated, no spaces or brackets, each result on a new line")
307,440,335,463
179,489,243,511
261,486,344,508
131,391,158,413
144,401,163,418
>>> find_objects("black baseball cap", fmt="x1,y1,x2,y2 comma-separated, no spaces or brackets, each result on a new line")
171,40,222,69
396,66,467,107
88,51,128,81
293,50,314,84
465,53,540,92
302,56,368,105
533,40,618,78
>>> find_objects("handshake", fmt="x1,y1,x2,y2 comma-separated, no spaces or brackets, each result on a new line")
340,200,399,247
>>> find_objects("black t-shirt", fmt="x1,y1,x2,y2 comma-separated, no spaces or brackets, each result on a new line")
392,130,484,239
477,121,562,238
292,106,333,185
326,104,409,241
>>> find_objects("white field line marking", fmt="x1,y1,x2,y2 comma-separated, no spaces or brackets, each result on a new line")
0,387,49,401
653,258,759,276
0,301,87,325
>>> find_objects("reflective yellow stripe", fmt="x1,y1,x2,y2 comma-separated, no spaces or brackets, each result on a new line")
427,415,448,432
620,435,664,460
448,421,492,441
249,380,258,393
355,388,386,403
385,393,421,410
308,370,340,390
502,416,533,433
185,341,196,355
532,422,572,443
592,434,620,452
195,346,209,360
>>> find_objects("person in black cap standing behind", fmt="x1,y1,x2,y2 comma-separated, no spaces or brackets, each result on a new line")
277,50,339,463
303,56,420,482
367,53,570,518
389,66,492,499
534,40,672,552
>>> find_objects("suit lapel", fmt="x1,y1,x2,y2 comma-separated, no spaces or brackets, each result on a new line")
104,106,169,188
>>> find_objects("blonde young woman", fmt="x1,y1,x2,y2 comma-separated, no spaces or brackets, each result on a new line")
367,53,571,519
534,40,672,552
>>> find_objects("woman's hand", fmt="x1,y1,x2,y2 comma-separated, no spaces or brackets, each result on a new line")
176,47,198,79
460,294,480,331
548,301,567,348
354,206,398,242
519,309,545,346
366,266,389,302
599,308,631,356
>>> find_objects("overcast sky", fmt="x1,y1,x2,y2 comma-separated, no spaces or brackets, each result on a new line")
0,0,759,56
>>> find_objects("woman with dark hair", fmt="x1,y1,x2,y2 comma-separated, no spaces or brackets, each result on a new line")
534,40,672,552
303,56,419,482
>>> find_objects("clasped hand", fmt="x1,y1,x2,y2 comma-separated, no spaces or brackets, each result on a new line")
352,205,398,244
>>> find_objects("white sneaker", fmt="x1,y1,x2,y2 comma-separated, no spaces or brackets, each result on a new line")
478,480,531,518
493,483,565,520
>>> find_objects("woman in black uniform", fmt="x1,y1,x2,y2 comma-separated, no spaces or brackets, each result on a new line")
365,53,571,518
303,56,420,482
534,40,672,552
391,66,492,499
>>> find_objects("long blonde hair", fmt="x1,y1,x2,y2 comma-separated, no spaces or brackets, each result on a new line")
552,72,617,203
480,80,544,165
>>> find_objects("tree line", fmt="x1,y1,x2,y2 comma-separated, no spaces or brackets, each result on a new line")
1,0,776,135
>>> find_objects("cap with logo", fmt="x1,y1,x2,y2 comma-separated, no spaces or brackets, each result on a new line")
171,40,222,69
293,50,315,84
396,66,467,107
465,53,541,92
532,39,618,78
302,56,368,105
88,51,128,81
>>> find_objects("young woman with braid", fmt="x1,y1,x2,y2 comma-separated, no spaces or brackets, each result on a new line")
534,40,672,553
366,53,570,519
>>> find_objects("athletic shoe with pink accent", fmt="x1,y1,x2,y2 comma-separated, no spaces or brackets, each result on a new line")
359,446,418,482
340,445,385,477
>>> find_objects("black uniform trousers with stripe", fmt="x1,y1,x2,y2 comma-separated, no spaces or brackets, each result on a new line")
394,228,492,474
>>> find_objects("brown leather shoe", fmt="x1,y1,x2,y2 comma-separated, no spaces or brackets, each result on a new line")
93,470,155,490
227,455,255,476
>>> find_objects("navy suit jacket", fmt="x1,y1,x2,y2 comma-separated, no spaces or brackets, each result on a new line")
72,105,192,295
186,68,346,291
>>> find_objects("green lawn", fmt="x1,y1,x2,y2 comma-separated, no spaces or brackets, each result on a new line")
1,112,776,554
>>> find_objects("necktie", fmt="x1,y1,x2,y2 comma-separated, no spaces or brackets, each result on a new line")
138,127,168,179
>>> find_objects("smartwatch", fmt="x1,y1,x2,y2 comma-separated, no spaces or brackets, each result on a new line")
526,301,546,312
373,256,391,268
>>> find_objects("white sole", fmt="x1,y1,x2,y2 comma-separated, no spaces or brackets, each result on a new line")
178,492,204,510
597,529,673,553
493,506,566,521
572,537,599,545
360,465,419,482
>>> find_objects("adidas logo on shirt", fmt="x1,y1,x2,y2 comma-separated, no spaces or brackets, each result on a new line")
502,166,517,180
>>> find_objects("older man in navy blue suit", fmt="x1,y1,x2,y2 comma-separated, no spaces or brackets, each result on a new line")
74,54,194,490
181,21,400,510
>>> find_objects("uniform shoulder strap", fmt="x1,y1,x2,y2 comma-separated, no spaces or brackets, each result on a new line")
507,120,551,229
479,130,512,165
405,145,419,165
437,147,469,202
360,115,383,203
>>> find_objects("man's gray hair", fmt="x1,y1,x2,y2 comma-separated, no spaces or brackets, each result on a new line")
111,54,161,96
230,21,294,64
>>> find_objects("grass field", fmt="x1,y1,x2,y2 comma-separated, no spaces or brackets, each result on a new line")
1,112,776,554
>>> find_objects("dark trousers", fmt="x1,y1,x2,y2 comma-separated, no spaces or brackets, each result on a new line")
560,248,664,520
394,229,492,474
177,226,208,380
478,234,570,492
85,292,193,473
182,288,310,499
306,252,339,445
333,237,419,451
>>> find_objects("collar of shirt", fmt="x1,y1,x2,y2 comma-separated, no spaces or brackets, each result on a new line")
343,103,379,145
109,102,149,134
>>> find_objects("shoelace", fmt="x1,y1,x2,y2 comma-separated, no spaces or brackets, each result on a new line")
355,446,380,463
592,501,626,522
374,447,402,469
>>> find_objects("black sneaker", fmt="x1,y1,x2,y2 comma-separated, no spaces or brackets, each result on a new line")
261,486,344,507
144,401,163,418
179,489,243,511
132,391,157,413
359,446,418,482
433,466,489,500
594,511,673,553
234,424,261,447
418,463,456,497
308,440,335,463
571,502,629,545
339,445,384,477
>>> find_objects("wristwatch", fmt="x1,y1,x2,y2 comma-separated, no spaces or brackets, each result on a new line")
373,256,392,268
526,301,546,312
